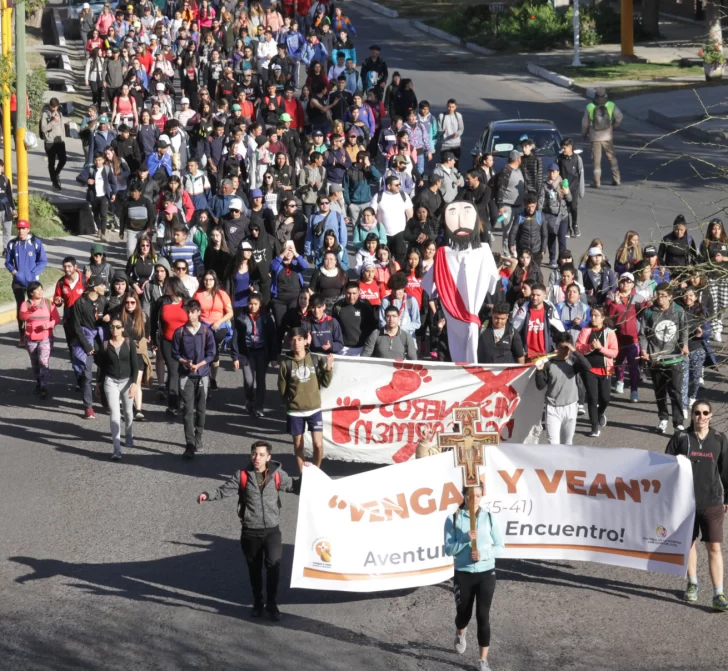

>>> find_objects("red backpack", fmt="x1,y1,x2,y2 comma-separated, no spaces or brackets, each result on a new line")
238,469,282,519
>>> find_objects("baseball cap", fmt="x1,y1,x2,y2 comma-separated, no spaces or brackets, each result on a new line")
250,189,263,199
588,246,603,257
157,138,170,148
82,2,89,8
548,163,560,172
164,203,178,214
90,243,105,255
181,97,190,104
619,272,635,282
99,115,109,123
441,151,455,162
279,112,292,122
241,241,253,250
348,129,358,136
271,64,281,71
156,82,165,91
643,245,658,257
232,103,242,111
87,277,106,289
508,149,521,162
229,197,244,211
16,219,30,229
312,130,324,137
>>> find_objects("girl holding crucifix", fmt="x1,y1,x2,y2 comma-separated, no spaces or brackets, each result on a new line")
444,486,504,671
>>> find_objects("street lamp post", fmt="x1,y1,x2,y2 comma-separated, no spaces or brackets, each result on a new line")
572,0,582,67
15,0,27,220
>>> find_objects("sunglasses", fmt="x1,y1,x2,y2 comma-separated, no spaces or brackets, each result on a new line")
125,300,137,305
320,201,330,205
110,325,124,330
693,410,711,417
175,267,187,272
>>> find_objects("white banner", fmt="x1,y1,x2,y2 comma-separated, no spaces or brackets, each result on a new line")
317,357,544,464
291,446,695,592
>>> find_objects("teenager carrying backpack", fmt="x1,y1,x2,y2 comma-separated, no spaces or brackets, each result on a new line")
238,469,281,519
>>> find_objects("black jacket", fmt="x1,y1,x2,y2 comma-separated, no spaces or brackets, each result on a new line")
658,233,698,269
521,153,542,196
98,337,139,381
231,309,278,361
333,299,377,348
477,323,524,364
403,216,439,247
413,187,444,222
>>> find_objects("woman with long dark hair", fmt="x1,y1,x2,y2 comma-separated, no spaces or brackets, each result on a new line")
204,225,233,281
194,270,234,390
308,250,348,311
137,108,160,161
700,218,728,343
228,242,263,317
126,235,163,303
576,305,619,438
120,292,151,420
444,485,504,671
151,276,189,415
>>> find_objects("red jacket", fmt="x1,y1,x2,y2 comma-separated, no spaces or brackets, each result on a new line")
283,98,305,130
54,273,86,310
605,290,641,341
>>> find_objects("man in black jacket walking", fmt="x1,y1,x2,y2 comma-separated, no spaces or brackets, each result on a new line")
197,440,301,621
477,303,525,364
666,400,728,611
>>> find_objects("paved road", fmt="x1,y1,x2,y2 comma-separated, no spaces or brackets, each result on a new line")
2,6,728,671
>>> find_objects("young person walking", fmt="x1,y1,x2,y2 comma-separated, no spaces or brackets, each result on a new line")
197,440,301,621
444,485,504,671
19,281,60,399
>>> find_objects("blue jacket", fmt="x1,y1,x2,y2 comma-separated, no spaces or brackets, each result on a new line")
171,322,216,378
344,165,381,205
85,165,118,203
89,129,117,159
270,255,308,298
284,31,306,60
444,506,504,573
305,210,348,258
323,147,351,185
5,234,48,287
379,295,421,335
147,151,173,178
301,314,344,353
231,310,278,361
301,41,328,67
209,193,233,223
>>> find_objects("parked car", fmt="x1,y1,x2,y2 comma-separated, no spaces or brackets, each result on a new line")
471,119,570,174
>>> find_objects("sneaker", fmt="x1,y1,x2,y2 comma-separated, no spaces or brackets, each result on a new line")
111,453,122,461
683,582,699,602
183,446,195,459
612,180,621,186
253,409,263,418
135,411,145,421
590,183,600,189
577,404,586,417
548,260,558,269
588,428,601,437
84,407,96,420
478,660,491,671
713,333,722,343
599,413,607,428
251,602,265,618
33,383,41,395
209,379,218,391
712,593,728,612
675,424,685,432
157,386,166,400
125,436,134,448
165,407,178,417
75,381,83,393
656,419,668,434
454,632,467,655
630,391,639,403
266,604,282,621
573,227,581,238
245,404,255,415
698,377,704,387
613,381,624,395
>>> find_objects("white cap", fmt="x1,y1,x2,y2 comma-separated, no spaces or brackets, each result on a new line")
229,197,244,211
83,2,90,8
588,246,603,257
158,134,171,145
241,241,253,250
619,272,635,282
180,97,190,104
156,82,165,91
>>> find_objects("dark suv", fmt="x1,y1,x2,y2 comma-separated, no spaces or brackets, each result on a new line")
471,119,565,173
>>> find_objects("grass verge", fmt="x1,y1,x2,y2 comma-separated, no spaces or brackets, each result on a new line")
554,61,704,82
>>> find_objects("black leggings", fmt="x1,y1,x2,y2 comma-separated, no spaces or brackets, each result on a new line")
13,284,25,336
160,338,179,410
583,370,611,431
454,569,496,647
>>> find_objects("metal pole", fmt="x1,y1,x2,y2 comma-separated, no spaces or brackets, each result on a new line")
2,0,12,184
15,0,27,220
572,0,582,67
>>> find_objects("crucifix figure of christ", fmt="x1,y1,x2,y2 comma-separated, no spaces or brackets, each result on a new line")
437,408,500,552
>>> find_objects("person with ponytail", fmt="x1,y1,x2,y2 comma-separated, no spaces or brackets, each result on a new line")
444,485,504,671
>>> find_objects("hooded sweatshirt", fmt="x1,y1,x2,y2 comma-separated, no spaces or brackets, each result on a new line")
278,350,333,414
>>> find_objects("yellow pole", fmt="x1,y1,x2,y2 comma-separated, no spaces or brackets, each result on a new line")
15,0,27,221
2,0,12,185
621,0,634,58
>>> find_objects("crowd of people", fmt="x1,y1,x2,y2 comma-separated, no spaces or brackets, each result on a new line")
3,0,728,664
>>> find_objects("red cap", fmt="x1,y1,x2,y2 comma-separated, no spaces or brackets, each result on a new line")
16,219,30,229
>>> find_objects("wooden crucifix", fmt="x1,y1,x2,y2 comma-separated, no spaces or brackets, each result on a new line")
437,408,500,553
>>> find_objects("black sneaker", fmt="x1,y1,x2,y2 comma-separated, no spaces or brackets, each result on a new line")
33,383,41,394
251,602,265,618
573,226,581,238
183,446,195,459
266,604,281,621
165,407,178,417
40,389,48,400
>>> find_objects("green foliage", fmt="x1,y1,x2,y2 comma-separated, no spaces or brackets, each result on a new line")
699,41,725,66
26,0,49,18
27,67,47,129
0,54,14,103
431,0,648,52
28,193,67,238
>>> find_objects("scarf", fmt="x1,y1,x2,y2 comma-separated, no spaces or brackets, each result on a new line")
432,246,480,326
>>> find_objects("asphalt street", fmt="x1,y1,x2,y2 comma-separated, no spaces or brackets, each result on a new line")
2,4,728,671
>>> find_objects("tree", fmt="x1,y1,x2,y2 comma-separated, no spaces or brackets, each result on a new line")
704,0,723,52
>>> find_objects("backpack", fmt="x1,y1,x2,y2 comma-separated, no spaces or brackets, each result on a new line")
377,189,407,204
238,469,281,518
591,104,612,132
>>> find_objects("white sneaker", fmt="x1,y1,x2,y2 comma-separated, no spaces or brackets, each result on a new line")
683,408,689,420
657,419,668,434
454,632,466,655
599,413,607,428
688,397,697,409
614,381,624,395
676,424,685,432
577,404,586,417
478,660,491,671
714,333,723,343
698,377,704,387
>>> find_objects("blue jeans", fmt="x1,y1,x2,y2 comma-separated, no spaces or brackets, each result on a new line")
545,214,568,263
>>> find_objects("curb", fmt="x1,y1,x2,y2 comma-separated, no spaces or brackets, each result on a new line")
354,0,398,18
646,108,728,143
527,63,573,89
0,301,16,327
466,42,496,56
51,9,75,92
412,20,461,46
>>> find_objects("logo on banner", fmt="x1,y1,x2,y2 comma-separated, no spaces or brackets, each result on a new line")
312,538,333,567
656,526,668,538
330,362,530,462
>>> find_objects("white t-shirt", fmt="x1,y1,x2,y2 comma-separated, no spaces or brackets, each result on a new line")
370,190,412,237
